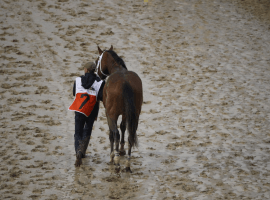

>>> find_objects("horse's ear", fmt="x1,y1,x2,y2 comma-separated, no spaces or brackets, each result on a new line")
98,46,102,55
109,45,113,51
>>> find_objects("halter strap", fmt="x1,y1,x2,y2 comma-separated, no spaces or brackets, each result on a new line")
96,51,110,77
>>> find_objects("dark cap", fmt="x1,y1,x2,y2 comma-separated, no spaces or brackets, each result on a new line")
84,62,96,72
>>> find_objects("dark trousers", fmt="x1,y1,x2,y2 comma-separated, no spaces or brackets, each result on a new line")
74,111,96,155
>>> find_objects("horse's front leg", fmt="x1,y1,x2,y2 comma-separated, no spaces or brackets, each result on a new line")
106,112,120,170
107,116,120,167
119,118,126,156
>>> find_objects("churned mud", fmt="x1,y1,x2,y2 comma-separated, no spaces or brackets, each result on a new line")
0,0,270,199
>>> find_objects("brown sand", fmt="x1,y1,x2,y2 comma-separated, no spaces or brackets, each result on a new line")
0,0,270,199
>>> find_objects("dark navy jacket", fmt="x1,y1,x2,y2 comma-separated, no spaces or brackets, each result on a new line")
73,72,105,118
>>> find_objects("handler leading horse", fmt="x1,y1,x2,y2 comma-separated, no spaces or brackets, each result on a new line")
96,45,143,172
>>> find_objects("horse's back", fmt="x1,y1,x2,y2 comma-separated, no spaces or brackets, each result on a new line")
107,70,142,95
103,70,143,117
125,71,143,95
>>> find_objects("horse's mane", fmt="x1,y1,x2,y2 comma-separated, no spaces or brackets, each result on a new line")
107,50,127,69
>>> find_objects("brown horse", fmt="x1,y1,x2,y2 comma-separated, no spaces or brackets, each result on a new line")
95,45,143,172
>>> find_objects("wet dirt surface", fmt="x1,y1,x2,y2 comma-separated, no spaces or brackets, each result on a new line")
0,0,270,199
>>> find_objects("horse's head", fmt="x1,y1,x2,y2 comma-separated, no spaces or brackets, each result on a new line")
95,45,113,80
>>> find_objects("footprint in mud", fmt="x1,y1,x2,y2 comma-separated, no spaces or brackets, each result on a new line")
26,141,35,145
16,180,30,185
1,83,19,89
103,176,121,183
41,138,51,144
98,136,106,144
12,191,23,195
9,167,23,178
38,118,61,126
16,74,32,81
20,156,32,160
181,183,197,192
31,145,49,153
143,101,151,104
166,140,195,150
16,132,28,138
12,111,35,121
44,133,57,140
92,158,102,165
14,150,28,156
40,99,51,104
28,194,41,200
7,97,29,104
149,109,160,114
32,189,43,194
155,130,170,135
35,85,49,94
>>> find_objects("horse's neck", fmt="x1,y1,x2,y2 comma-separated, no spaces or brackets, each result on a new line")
109,65,127,74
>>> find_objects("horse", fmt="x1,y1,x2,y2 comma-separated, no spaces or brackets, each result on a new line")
95,45,143,172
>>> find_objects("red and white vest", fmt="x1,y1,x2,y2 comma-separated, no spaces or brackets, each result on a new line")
69,77,103,117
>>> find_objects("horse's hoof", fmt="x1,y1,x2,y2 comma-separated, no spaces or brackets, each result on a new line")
114,163,120,167
119,150,126,156
107,160,114,165
125,167,132,173
75,158,82,167
75,152,83,167
115,167,121,173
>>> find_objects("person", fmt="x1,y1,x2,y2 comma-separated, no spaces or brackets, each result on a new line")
69,62,105,167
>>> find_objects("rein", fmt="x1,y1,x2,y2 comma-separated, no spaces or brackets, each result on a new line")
96,51,110,77
96,51,120,78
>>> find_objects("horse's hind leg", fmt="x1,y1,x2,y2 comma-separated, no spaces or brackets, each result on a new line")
113,128,120,168
109,130,114,163
119,117,126,156
125,138,132,173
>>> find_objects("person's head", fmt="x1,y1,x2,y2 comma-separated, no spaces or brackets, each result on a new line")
84,62,96,73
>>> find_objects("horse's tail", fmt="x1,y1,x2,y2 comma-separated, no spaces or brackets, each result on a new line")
123,81,138,148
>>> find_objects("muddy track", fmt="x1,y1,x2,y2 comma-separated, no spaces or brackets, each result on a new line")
0,0,270,199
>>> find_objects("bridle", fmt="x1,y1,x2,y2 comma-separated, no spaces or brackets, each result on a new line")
96,50,119,78
96,51,110,78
